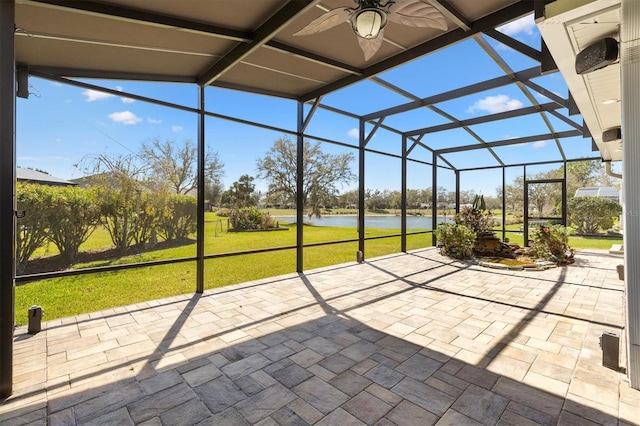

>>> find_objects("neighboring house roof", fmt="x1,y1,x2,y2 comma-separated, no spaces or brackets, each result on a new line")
16,167,76,186
574,186,620,201
68,173,109,188
69,172,162,194
69,172,143,190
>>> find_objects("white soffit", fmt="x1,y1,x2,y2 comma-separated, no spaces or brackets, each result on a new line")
537,0,621,162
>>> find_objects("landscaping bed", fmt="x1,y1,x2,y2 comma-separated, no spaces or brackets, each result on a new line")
476,256,558,271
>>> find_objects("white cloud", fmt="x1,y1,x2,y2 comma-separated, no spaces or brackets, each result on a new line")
532,140,547,148
82,86,134,103
108,110,142,125
147,118,162,124
82,89,114,102
114,86,135,103
498,14,536,37
347,128,359,139
171,125,183,132
467,95,524,114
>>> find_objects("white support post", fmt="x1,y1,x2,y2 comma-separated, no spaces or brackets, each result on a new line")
621,0,640,390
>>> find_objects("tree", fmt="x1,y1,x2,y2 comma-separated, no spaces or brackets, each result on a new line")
83,154,146,251
205,180,224,207
568,196,622,234
483,195,501,211
459,189,476,205
221,174,258,207
436,186,451,208
528,182,553,216
338,189,359,209
406,188,428,209
533,160,599,200
418,188,433,208
389,190,402,210
263,191,291,209
257,137,356,217
596,164,621,188
406,189,419,209
365,189,390,212
140,138,224,195
499,176,524,214
567,160,599,196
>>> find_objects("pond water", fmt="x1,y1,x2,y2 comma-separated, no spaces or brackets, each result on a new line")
272,215,453,229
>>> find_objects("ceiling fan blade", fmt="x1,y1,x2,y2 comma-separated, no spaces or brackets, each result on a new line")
357,29,385,61
388,0,447,31
293,8,352,36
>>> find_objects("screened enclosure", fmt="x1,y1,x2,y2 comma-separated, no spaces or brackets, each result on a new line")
2,0,638,396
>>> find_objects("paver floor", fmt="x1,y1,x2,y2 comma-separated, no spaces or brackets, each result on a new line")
2,248,639,425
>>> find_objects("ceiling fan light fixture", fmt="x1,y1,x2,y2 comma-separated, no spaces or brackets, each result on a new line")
351,8,387,39
293,0,446,61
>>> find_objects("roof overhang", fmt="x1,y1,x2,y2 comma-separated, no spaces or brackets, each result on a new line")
12,0,604,171
537,0,622,162
14,0,529,101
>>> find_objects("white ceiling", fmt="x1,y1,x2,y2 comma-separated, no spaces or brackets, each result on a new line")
14,0,522,100
537,0,622,162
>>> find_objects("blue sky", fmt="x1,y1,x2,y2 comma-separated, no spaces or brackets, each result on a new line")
16,14,596,197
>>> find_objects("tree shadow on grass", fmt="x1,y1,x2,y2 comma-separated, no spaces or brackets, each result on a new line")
22,238,196,275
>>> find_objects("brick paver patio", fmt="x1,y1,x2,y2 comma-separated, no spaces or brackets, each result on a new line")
2,248,638,425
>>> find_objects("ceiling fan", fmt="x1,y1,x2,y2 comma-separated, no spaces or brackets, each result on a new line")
294,0,448,61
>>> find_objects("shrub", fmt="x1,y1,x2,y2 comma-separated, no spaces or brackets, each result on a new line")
17,183,101,267
455,195,496,233
435,223,475,259
45,186,100,264
261,211,277,229
216,207,231,217
130,191,163,246
568,196,622,234
230,207,277,231
230,207,262,231
158,194,197,241
16,183,52,274
529,224,574,264
97,186,139,250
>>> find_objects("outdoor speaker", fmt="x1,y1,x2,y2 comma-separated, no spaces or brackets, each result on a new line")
575,37,618,75
16,65,29,99
603,127,622,142
600,331,619,371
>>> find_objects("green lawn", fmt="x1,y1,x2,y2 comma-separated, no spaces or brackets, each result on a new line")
14,214,621,325
16,213,408,325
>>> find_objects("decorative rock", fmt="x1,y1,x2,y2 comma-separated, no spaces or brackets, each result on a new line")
489,263,508,270
473,232,516,259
